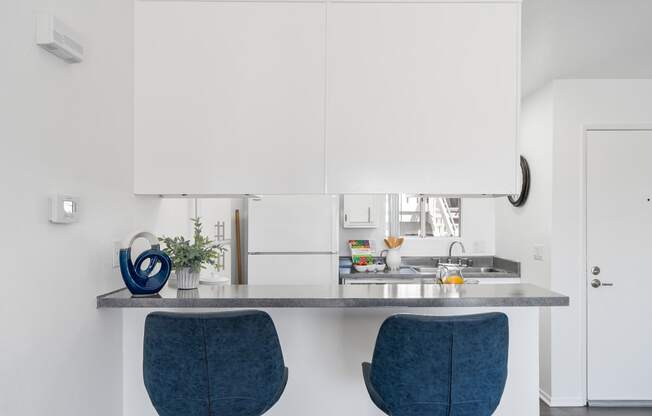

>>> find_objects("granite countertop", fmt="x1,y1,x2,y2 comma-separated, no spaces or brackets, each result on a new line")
97,283,568,308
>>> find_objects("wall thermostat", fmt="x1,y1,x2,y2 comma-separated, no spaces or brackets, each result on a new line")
49,194,80,224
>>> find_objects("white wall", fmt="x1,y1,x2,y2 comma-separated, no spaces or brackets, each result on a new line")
156,198,195,238
550,79,652,404
0,1,160,415
522,0,652,96
496,79,652,406
340,196,495,257
495,84,554,396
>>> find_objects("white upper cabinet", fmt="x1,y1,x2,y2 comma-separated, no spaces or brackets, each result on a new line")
342,195,377,228
134,1,326,195
134,0,520,195
325,1,520,195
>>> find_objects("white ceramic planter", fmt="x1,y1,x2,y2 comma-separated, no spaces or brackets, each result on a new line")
176,268,200,290
176,288,199,299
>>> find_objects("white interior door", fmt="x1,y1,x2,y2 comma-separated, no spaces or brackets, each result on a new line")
587,129,652,404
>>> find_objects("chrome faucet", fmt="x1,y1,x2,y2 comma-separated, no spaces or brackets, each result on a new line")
448,241,466,257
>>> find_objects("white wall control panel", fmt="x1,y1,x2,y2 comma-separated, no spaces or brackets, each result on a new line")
36,12,84,63
49,194,80,224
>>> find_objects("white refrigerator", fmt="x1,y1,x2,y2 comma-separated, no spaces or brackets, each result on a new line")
247,195,339,285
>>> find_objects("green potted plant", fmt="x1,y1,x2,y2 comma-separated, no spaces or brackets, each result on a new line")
160,217,227,290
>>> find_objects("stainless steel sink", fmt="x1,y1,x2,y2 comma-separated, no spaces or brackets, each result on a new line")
411,266,508,275
462,267,504,273
411,266,441,274
399,256,520,278
411,266,506,273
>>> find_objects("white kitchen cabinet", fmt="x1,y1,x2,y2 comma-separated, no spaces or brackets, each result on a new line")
325,1,520,195
135,0,520,196
342,194,377,228
134,1,326,195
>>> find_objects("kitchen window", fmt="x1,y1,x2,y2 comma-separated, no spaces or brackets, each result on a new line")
387,194,461,238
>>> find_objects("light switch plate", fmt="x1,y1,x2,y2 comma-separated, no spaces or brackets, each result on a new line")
112,241,121,268
533,245,544,261
472,241,485,253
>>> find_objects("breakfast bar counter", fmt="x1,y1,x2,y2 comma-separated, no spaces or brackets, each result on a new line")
97,283,568,308
107,283,568,416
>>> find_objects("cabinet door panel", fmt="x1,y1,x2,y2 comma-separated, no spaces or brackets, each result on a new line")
326,2,519,194
135,2,326,195
343,194,377,227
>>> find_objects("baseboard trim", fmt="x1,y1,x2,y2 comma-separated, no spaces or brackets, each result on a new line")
539,390,585,407
589,400,652,407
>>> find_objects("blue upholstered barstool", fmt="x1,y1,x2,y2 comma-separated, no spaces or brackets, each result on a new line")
143,311,288,416
362,313,508,416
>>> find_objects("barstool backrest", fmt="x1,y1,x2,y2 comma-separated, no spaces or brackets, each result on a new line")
144,310,286,416
370,312,508,416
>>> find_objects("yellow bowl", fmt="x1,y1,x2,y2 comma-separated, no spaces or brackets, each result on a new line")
444,275,464,285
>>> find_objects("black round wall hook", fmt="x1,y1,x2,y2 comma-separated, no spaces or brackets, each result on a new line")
508,155,530,207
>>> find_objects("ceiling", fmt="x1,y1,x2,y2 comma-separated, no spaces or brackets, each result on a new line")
521,0,652,97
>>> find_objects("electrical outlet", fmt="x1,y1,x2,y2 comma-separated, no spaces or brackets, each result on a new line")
472,240,485,253
112,241,121,268
533,245,544,261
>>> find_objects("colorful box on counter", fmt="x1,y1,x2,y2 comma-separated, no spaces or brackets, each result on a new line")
348,240,374,265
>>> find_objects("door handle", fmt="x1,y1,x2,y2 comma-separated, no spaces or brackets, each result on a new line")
368,207,371,222
591,279,614,288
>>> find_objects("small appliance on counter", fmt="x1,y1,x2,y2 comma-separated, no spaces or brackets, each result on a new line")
119,231,172,296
